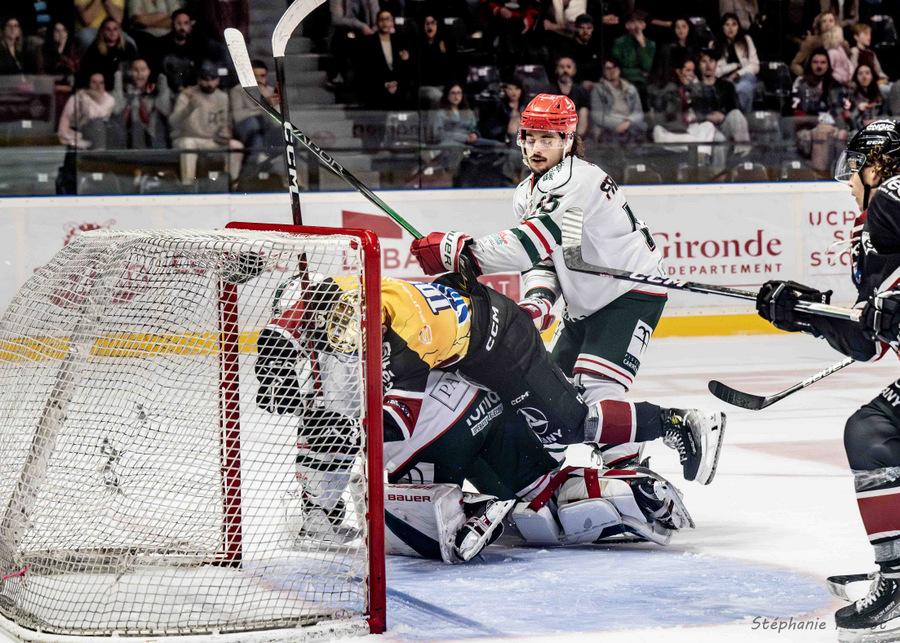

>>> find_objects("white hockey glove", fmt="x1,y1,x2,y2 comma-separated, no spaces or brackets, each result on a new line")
518,296,556,333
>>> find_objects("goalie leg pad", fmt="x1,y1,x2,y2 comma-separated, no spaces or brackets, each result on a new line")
384,483,465,564
454,495,516,562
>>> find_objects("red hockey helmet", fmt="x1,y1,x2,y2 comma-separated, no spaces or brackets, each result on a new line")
519,93,578,136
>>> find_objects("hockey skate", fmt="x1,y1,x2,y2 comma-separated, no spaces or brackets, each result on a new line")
661,408,725,485
833,571,900,642
453,496,516,562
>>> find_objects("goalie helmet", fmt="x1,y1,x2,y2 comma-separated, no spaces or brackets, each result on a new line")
518,93,578,158
835,119,900,182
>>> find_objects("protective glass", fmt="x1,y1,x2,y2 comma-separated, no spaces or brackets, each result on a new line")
834,150,867,182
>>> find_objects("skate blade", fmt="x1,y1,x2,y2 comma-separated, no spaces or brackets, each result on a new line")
839,616,900,643
697,412,726,485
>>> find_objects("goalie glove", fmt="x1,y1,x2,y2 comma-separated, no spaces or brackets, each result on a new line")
254,328,306,415
861,291,900,346
410,231,478,275
756,280,832,333
518,296,555,333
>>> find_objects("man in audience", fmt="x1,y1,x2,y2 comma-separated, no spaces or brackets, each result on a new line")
611,10,655,106
111,56,172,149
327,0,379,86
230,58,279,158
126,0,184,65
590,57,646,142
556,14,602,85
158,8,219,93
170,60,243,185
552,56,590,136
695,49,750,153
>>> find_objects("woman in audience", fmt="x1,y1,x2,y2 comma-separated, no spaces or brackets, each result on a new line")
821,22,852,86
112,57,172,149
58,71,115,149
418,15,456,106
430,82,480,146
848,62,884,130
0,17,28,75
36,20,81,80
653,17,700,86
716,12,759,113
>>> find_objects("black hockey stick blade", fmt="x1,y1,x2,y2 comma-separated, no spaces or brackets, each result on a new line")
708,356,855,410
559,209,858,321
707,380,768,410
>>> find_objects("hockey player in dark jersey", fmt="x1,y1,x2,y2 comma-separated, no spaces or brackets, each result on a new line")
755,119,900,640
256,274,723,486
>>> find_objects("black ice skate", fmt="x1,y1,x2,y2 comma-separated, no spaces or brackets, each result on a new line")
835,572,900,642
661,408,726,485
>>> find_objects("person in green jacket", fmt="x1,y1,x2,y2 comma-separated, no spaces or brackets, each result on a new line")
610,10,655,106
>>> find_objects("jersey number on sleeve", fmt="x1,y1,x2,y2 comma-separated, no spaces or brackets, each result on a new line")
623,203,656,251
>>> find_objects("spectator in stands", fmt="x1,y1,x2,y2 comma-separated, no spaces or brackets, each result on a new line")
78,17,137,89
430,83,480,145
229,58,279,157
10,0,75,38
418,14,456,105
590,57,646,142
821,22,852,85
611,10,655,105
35,20,81,79
74,0,124,50
554,14,602,85
58,71,115,148
190,0,248,44
653,17,700,86
890,83,900,116
719,0,759,32
111,57,171,149
480,0,542,65
479,76,526,144
127,0,184,66
169,60,243,185
0,16,30,75
821,0,859,28
790,47,848,171
359,9,414,109
716,13,758,113
848,62,884,129
552,56,590,136
327,0,379,86
637,0,717,44
543,0,588,36
849,23,889,87
650,54,729,169
589,0,628,55
695,48,750,150
158,9,217,93
790,11,835,77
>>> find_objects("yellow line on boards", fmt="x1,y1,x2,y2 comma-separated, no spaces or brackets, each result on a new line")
538,313,783,343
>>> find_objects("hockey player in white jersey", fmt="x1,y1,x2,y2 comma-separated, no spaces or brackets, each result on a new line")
411,92,725,481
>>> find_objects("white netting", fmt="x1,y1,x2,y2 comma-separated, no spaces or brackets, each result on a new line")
0,228,377,640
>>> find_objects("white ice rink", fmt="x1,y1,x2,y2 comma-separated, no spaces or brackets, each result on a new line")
382,332,898,643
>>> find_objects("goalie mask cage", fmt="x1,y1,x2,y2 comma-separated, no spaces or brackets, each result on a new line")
0,222,385,641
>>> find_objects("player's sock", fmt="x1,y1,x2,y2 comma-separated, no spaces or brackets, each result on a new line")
584,400,665,444
660,408,726,485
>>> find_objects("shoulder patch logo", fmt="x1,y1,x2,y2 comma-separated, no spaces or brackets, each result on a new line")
879,176,900,202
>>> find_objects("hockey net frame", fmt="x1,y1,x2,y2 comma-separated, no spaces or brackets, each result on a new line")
0,222,385,641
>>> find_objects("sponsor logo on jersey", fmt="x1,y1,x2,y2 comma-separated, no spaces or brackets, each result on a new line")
625,320,653,371
510,391,530,405
429,371,468,411
466,391,502,436
484,305,501,351
881,384,900,408
879,176,900,203
411,282,469,324
518,407,560,444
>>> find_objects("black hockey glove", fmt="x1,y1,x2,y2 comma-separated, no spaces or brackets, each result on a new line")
297,404,361,472
255,329,305,415
756,280,832,333
861,291,900,346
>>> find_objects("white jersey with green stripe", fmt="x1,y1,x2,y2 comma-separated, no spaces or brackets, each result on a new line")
469,155,667,319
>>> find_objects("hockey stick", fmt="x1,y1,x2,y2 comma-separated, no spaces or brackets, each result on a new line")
560,209,858,322
225,27,423,239
271,0,325,224
707,356,855,410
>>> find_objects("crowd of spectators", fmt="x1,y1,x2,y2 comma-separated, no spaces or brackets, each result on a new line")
320,0,900,180
0,1,251,190
0,0,899,191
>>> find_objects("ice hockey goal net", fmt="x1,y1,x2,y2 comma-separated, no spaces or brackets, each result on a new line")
0,222,385,641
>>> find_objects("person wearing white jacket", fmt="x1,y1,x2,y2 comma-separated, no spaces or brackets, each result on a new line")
715,12,759,113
